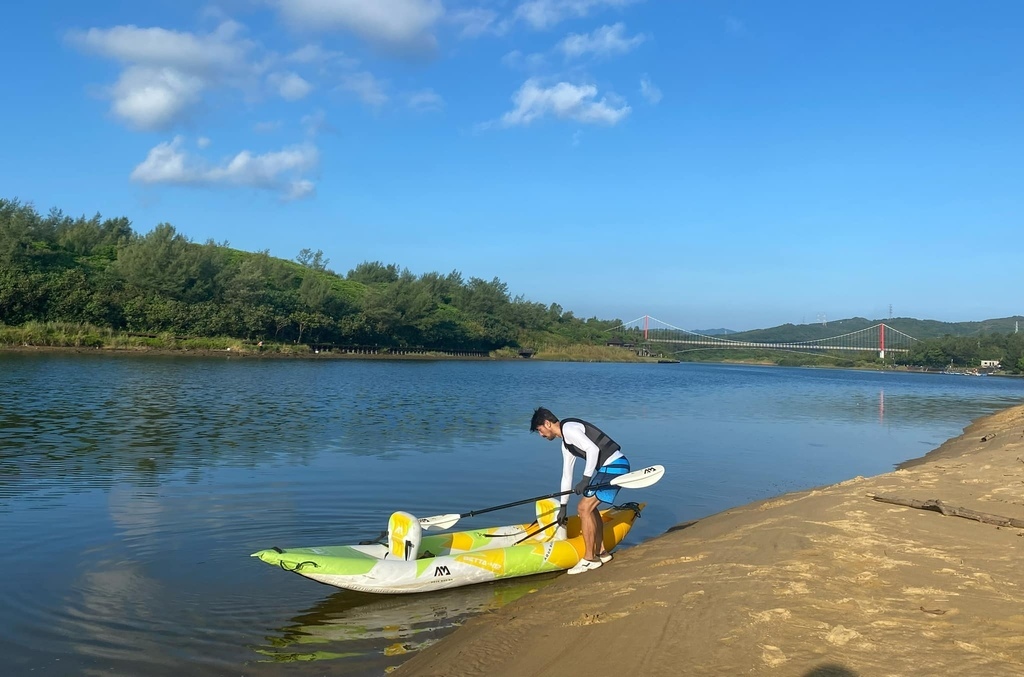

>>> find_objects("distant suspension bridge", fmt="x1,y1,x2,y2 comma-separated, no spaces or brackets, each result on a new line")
611,316,920,359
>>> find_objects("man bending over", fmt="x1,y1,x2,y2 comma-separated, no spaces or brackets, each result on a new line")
530,407,630,575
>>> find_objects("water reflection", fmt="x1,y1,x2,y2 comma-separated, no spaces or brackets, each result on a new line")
254,577,555,672
1,355,531,504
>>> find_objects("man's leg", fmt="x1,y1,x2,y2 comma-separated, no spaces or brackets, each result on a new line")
589,457,628,561
578,495,601,560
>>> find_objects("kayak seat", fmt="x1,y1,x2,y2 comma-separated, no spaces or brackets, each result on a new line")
387,511,422,561
534,498,564,542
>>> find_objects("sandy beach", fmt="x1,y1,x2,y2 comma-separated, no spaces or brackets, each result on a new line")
397,404,1024,677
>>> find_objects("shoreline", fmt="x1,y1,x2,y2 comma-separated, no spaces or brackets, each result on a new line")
0,344,656,363
0,344,496,360
5,345,1018,374
396,404,1024,676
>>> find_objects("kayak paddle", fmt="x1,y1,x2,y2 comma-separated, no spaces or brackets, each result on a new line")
418,464,665,531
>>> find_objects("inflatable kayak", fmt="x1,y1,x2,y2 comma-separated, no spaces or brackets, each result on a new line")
251,500,644,594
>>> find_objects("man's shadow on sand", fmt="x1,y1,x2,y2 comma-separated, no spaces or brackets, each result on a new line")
804,665,858,677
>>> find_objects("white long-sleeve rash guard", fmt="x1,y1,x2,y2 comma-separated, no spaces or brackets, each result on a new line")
559,421,624,506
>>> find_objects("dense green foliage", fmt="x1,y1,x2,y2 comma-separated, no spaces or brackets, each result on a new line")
904,333,1024,372
668,348,877,369
0,198,622,351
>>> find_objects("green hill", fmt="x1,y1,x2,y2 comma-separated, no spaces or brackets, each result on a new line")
728,316,1024,342
0,197,623,353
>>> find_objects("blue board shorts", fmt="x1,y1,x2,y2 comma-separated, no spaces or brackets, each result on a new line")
584,457,630,504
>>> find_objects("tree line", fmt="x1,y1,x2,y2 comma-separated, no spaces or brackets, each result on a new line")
3,197,1022,371
904,333,1024,373
0,198,621,351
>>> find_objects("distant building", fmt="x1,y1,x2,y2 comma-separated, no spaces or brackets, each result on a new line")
980,360,1001,368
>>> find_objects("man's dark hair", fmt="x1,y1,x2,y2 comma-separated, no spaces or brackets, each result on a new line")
530,407,558,431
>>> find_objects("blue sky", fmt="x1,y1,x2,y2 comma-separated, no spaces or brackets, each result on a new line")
2,1,1022,331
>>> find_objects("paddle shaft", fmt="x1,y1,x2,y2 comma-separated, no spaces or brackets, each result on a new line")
458,482,616,519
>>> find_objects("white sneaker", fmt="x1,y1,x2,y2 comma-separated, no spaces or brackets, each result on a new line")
599,552,613,564
567,558,603,575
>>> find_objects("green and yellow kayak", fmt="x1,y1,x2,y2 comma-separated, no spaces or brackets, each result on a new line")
252,500,644,594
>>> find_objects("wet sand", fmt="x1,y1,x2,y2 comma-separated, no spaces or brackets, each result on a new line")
397,404,1024,676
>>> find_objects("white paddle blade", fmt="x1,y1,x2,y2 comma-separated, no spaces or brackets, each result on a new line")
610,464,665,489
419,513,460,530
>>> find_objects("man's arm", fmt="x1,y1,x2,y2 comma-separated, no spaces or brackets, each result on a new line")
559,445,575,505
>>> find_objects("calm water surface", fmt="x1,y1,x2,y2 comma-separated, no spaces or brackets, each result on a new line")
2,353,1023,676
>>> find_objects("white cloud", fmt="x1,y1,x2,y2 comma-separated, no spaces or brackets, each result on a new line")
493,78,631,127
272,0,443,55
286,44,328,63
67,22,252,73
301,109,337,136
639,74,662,104
283,180,317,201
197,136,211,148
267,71,313,100
67,22,258,130
284,44,361,73
287,44,344,64
109,66,205,130
515,0,642,30
338,71,389,107
558,22,645,59
131,136,319,200
501,49,548,71
449,8,503,38
408,88,444,112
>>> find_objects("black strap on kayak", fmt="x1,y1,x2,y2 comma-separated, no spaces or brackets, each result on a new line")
613,501,644,519
514,501,643,544
278,559,319,572
359,530,387,545
514,519,560,544
481,521,538,539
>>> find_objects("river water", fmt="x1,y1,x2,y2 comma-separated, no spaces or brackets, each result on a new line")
2,352,1022,676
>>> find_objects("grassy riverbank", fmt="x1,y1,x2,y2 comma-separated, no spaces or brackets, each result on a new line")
528,344,659,362
0,321,307,355
0,322,665,362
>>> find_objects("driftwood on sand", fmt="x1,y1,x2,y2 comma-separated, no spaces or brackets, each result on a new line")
871,494,1024,529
